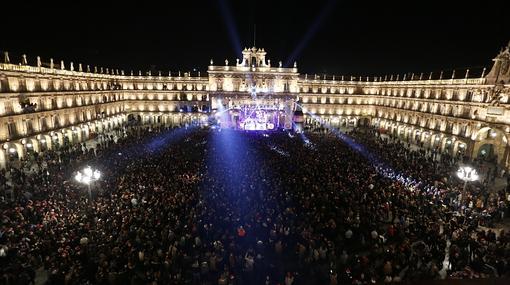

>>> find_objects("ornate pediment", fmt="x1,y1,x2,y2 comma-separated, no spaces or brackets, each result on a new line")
486,41,510,84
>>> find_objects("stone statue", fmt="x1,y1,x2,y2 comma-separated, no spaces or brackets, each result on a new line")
60,60,65,70
87,65,90,72
279,61,282,68
225,59,229,66
210,59,213,65
488,85,504,106
50,59,54,69
294,61,297,68
22,54,27,65
79,63,83,72
3,51,9,63
70,62,74,71
37,56,41,67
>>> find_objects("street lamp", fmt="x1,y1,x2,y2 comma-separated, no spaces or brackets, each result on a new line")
75,166,101,202
457,166,478,207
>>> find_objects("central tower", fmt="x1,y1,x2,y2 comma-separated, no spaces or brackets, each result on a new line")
240,47,268,67
207,47,299,130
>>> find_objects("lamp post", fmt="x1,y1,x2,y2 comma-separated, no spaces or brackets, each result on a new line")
457,166,478,208
75,166,101,202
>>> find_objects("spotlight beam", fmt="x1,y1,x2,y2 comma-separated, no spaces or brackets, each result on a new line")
293,102,424,188
218,0,242,58
285,0,337,67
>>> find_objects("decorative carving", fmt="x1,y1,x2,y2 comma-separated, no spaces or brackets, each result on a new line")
488,84,505,106
18,94,37,113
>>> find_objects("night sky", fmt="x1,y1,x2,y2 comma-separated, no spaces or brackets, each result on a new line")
1,0,508,77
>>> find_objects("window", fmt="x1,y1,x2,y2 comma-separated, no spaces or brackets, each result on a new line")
7,122,17,139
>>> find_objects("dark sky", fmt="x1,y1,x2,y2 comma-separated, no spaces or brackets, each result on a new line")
1,0,508,77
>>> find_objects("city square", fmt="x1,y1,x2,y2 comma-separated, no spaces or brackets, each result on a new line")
0,1,509,284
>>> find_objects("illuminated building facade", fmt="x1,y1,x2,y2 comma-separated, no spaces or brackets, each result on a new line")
1,43,510,168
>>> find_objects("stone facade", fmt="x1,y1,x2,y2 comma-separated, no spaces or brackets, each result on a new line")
1,43,510,168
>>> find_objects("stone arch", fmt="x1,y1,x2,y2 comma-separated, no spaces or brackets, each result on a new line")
412,129,423,144
3,142,24,163
453,139,468,157
358,116,371,126
471,127,508,165
37,134,52,151
420,131,432,148
27,138,40,153
430,133,442,150
442,137,455,154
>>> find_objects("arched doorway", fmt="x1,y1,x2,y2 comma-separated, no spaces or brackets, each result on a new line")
471,127,508,165
477,143,494,160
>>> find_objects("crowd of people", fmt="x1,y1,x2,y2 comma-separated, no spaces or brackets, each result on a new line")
0,125,509,284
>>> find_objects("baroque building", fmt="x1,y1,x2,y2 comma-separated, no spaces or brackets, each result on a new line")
1,43,510,169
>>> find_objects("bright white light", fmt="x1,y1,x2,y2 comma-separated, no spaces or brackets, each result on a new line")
75,172,82,182
26,143,33,148
84,167,93,177
40,139,46,143
8,148,16,153
82,176,91,184
457,166,478,182
75,166,101,185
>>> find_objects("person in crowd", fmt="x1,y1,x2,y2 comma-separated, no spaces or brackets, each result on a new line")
0,125,508,284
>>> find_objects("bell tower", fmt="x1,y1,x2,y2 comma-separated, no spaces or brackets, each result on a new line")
239,47,268,67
